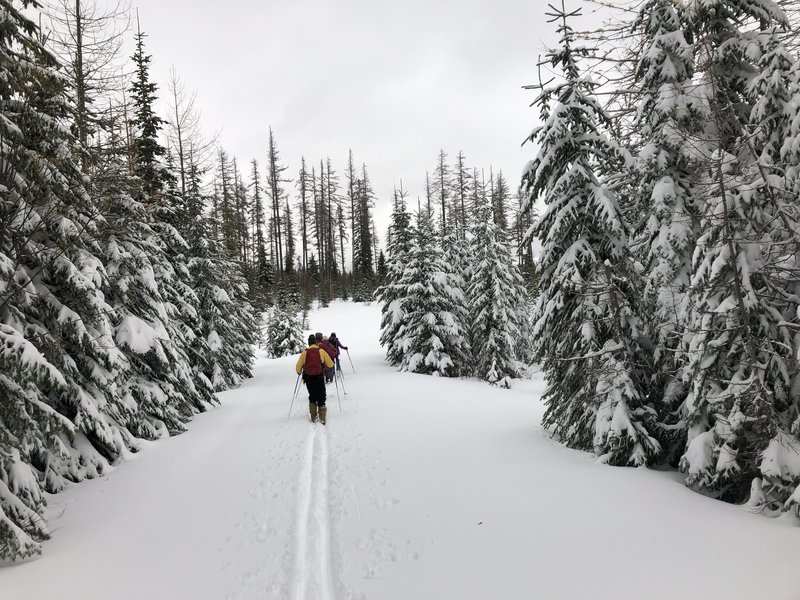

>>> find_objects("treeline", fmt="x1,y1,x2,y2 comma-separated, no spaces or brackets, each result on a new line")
213,140,384,309
524,0,800,514
0,1,258,560
218,132,542,314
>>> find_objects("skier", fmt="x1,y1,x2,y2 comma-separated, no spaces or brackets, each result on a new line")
316,332,338,384
329,332,348,373
296,334,334,424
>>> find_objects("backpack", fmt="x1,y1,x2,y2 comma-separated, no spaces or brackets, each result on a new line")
303,347,324,376
320,340,338,359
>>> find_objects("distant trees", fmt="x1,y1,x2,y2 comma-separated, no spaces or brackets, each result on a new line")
377,156,533,385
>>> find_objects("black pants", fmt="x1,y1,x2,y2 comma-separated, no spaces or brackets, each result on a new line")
303,374,326,406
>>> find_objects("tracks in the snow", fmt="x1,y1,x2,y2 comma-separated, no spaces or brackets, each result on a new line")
291,424,335,600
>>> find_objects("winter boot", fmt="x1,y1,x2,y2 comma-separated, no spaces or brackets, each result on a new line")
309,403,318,423
318,405,327,425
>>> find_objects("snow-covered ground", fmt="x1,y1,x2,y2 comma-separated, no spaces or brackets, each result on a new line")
1,302,799,599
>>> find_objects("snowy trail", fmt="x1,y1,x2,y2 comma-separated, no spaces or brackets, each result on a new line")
291,425,317,600
2,301,800,600
291,424,335,600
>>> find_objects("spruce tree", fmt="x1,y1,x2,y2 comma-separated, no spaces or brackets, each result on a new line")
376,188,414,366
466,189,531,387
352,167,376,302
679,1,800,503
129,21,213,415
397,208,467,376
630,0,698,462
491,169,511,233
248,159,270,310
433,149,450,234
96,130,193,437
265,128,289,280
522,1,659,466
452,151,471,238
185,158,257,391
376,250,388,287
263,305,304,358
0,0,122,559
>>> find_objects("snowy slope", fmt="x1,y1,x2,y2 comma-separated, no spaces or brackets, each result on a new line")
1,302,799,600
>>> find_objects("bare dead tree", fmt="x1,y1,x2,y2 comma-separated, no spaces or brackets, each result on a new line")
165,67,219,197
45,0,131,155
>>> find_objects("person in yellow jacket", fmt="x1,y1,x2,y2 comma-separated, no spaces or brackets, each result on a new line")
296,334,335,424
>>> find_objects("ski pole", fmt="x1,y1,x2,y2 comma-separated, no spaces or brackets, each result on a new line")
338,368,348,396
288,373,301,418
334,371,343,412
346,349,355,373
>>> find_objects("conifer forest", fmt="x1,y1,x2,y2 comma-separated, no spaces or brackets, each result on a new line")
2,0,800,579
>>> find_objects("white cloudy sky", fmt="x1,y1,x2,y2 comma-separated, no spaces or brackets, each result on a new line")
121,0,610,232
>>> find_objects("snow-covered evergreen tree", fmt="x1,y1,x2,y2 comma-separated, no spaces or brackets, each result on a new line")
185,159,257,392
397,208,467,376
439,227,471,373
95,137,191,438
491,169,511,233
630,0,699,462
771,23,800,516
0,0,123,559
263,306,304,358
466,188,530,387
376,188,414,366
522,2,660,466
129,24,213,420
679,1,800,503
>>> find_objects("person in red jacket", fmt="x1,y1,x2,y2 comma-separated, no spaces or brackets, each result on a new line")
316,332,338,384
329,332,348,373
296,334,334,423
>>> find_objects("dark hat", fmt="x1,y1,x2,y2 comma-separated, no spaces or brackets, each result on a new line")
308,334,316,345
330,332,336,337
314,332,323,341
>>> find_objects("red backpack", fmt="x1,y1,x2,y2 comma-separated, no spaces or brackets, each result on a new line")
303,347,324,376
320,340,338,359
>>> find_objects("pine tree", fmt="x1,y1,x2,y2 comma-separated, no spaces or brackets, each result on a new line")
376,250,388,287
522,1,660,466
284,199,296,277
265,127,289,280
96,121,195,438
773,22,800,516
452,151,471,238
467,190,531,387
376,187,414,366
352,165,376,301
130,20,165,199
433,149,450,235
513,187,538,293
397,208,467,376
185,158,257,391
491,169,511,233
248,159,270,310
216,149,239,259
296,157,312,276
263,305,304,358
0,0,122,559
679,1,800,503
630,0,698,463
129,20,213,416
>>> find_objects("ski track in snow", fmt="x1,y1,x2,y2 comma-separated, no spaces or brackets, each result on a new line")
292,423,336,600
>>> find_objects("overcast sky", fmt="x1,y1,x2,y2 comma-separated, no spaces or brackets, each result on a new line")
127,0,607,234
